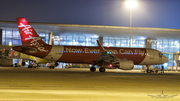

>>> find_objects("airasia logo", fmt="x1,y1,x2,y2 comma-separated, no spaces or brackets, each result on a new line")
18,23,46,52
9,51,19,57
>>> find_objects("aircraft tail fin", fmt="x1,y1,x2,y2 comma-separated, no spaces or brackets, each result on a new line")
16,17,48,46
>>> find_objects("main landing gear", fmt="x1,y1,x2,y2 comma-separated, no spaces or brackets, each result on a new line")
90,66,106,72
146,70,153,73
28,61,36,69
90,66,96,72
28,65,33,69
48,61,59,69
49,66,55,69
146,65,150,73
99,67,105,72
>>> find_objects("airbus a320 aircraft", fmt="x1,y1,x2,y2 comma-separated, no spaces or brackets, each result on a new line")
13,17,169,72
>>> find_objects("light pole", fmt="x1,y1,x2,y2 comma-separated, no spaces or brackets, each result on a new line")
125,0,138,47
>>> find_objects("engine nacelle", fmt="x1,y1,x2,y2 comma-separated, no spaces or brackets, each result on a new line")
112,60,134,70
55,62,59,66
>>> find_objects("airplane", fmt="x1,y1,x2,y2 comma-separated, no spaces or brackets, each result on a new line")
13,17,169,72
147,90,177,99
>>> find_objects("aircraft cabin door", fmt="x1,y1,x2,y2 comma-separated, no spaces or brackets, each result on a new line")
150,50,154,59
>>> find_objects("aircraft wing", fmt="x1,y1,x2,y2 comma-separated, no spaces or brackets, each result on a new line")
97,40,105,51
96,40,134,69
96,40,119,61
96,40,117,66
0,50,37,62
147,94,156,98
167,95,178,98
2,56,36,62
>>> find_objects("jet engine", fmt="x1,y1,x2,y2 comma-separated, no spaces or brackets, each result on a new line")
112,60,134,70
55,62,59,66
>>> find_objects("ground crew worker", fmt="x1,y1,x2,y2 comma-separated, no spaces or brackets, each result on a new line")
65,65,68,69
161,66,164,73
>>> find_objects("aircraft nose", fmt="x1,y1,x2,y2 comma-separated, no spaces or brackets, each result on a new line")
13,46,22,52
164,56,169,62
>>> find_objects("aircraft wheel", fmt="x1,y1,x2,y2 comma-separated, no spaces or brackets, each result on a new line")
50,66,51,69
37,64,40,67
15,63,18,67
155,70,158,73
90,67,96,72
99,67,105,72
146,70,150,73
22,61,25,66
150,70,154,73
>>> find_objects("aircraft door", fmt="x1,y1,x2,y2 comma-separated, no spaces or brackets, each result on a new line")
45,46,64,61
159,53,162,62
150,50,154,59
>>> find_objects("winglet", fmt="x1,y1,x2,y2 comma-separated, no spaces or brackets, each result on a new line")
97,40,105,51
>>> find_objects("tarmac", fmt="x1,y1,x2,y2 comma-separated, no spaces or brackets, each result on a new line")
0,67,179,101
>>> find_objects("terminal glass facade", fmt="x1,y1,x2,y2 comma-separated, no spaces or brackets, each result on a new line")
53,35,98,46
2,30,49,46
152,40,179,69
103,37,145,48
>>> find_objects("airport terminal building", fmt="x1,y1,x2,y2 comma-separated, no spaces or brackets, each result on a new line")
0,21,180,69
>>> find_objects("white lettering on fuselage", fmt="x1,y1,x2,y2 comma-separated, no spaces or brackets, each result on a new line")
18,23,46,52
66,48,83,52
65,48,145,56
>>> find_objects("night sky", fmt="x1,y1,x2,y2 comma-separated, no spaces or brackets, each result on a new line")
0,0,180,29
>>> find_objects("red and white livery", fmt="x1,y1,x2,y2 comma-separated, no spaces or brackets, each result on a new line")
13,18,169,72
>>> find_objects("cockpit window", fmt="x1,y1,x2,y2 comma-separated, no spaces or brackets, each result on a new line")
159,53,163,56
159,53,163,57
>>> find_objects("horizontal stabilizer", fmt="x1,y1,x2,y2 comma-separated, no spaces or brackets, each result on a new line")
13,46,37,53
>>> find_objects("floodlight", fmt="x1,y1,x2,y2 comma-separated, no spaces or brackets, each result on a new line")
125,0,138,9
